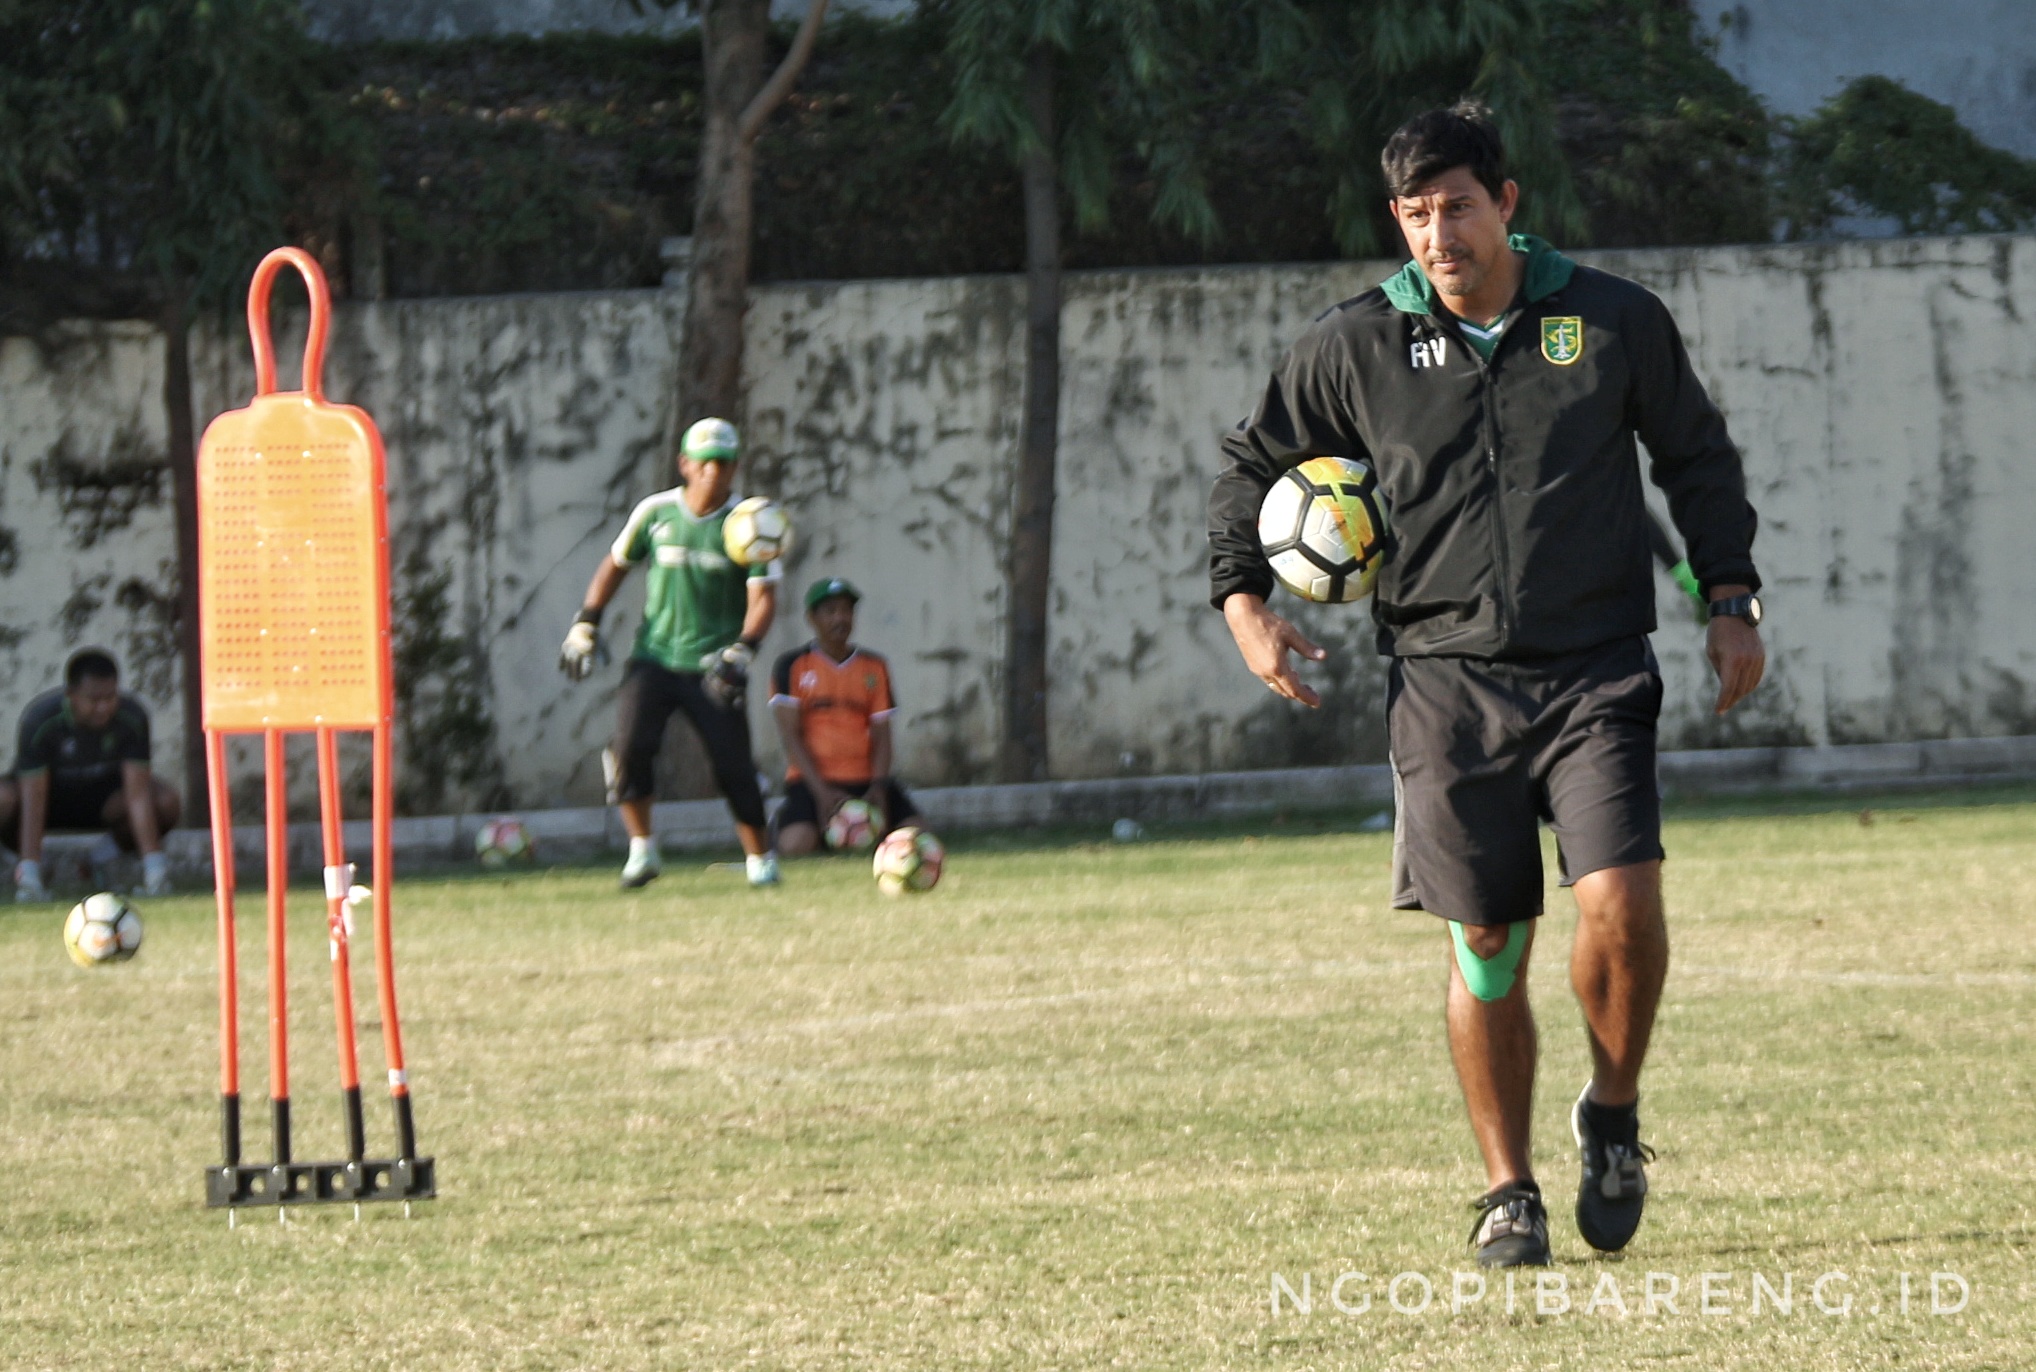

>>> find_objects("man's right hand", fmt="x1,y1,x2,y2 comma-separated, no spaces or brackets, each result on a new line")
560,613,603,681
1222,593,1327,708
13,859,49,903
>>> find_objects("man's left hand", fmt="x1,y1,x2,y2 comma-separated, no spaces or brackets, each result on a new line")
1707,615,1765,715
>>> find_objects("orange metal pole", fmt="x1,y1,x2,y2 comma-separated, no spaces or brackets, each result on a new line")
206,730,240,1166
316,728,367,1162
263,730,291,1163
371,721,416,1158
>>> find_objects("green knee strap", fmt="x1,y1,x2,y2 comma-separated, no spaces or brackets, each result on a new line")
1449,921,1528,1001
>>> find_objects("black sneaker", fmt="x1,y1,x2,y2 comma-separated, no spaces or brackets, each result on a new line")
1571,1084,1655,1253
1468,1181,1551,1268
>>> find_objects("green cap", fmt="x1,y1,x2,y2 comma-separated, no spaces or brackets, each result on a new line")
804,576,861,610
680,417,740,462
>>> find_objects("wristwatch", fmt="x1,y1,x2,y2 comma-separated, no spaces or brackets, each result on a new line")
1706,593,1763,627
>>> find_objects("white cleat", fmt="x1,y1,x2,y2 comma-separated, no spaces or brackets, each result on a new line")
746,852,781,888
619,850,662,890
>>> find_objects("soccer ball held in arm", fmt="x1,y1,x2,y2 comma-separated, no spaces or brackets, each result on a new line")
1256,456,1389,603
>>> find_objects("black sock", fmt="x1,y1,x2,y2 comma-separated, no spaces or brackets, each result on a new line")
1582,1095,1639,1148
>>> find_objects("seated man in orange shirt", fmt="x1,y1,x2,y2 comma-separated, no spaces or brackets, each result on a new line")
768,577,919,856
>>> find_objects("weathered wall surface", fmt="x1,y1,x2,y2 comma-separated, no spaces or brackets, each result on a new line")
3,235,2033,812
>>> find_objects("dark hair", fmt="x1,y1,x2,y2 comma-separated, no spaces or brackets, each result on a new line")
65,648,119,690
1381,101,1509,202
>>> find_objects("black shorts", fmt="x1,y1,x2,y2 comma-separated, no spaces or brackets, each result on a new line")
606,659,767,829
1388,636,1664,927
0,773,123,849
775,777,919,835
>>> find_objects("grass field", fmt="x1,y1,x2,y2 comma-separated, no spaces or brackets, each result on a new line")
3,788,2033,1369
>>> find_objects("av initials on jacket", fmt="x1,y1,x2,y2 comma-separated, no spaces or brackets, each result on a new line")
1410,337,1448,369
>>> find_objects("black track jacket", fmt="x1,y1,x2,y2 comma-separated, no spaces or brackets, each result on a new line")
1208,236,1760,660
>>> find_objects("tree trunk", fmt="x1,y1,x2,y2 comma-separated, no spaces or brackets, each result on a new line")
162,285,207,818
678,0,772,425
998,43,1061,784
678,0,833,432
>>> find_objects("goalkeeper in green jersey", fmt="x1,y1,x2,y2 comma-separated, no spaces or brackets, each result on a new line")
560,418,782,889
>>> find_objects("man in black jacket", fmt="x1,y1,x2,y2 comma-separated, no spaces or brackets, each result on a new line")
1209,103,1766,1267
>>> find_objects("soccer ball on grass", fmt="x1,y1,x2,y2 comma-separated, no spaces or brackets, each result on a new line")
872,826,944,896
824,797,878,852
64,892,144,967
724,496,793,567
1256,456,1389,603
475,817,535,869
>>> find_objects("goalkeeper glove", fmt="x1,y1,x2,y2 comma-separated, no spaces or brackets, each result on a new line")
702,640,756,710
560,609,606,681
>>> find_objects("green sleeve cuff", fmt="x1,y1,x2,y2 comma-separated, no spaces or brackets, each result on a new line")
1670,559,1703,604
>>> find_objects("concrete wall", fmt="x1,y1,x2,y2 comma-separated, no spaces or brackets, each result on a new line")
1690,1,2036,160
3,234,2033,813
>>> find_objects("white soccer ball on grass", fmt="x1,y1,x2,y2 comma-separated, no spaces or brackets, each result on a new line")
872,826,944,896
475,817,535,869
64,892,144,967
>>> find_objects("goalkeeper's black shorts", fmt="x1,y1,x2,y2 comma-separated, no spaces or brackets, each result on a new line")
606,658,767,828
1388,635,1665,927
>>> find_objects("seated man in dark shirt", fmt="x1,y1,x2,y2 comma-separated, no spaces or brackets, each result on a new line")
1,649,180,900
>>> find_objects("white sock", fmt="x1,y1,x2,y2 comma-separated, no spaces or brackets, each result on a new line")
142,852,169,883
627,836,661,867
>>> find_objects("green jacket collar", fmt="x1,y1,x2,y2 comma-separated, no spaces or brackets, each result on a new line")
1380,234,1576,316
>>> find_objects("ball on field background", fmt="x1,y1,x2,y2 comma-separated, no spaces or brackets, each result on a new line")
825,797,879,852
1256,455,1390,603
873,825,944,896
723,496,793,567
64,892,143,967
475,817,535,869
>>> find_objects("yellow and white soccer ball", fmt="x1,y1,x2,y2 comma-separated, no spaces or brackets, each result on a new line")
64,892,144,967
723,496,793,567
475,816,535,869
872,825,944,896
825,797,879,852
1256,456,1390,603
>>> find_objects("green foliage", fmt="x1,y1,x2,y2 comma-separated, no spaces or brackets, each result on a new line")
0,1,349,310
1544,0,1773,247
9,2,2032,308
392,536,504,814
1779,75,2036,238
0,3,84,263
933,0,1584,258
939,0,1225,245
344,34,705,297
1252,0,1586,255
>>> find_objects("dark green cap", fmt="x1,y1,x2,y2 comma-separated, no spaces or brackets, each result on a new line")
804,576,861,610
